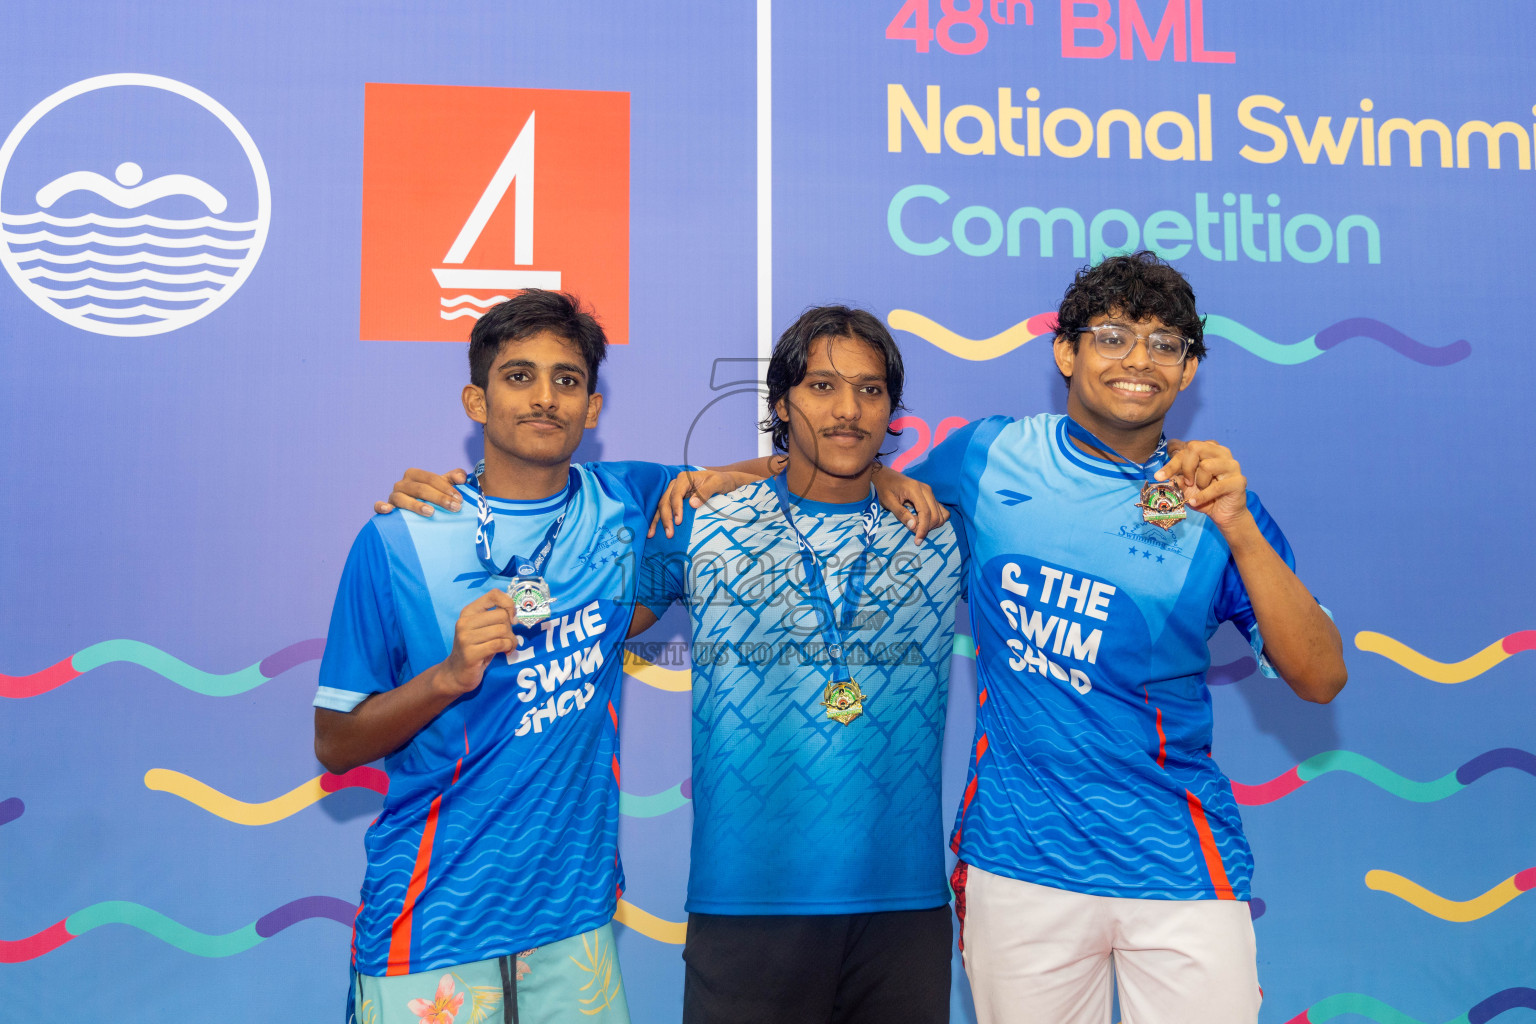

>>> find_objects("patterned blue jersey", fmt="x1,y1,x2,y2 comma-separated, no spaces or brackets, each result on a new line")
315,461,680,975
911,415,1293,902
640,479,966,914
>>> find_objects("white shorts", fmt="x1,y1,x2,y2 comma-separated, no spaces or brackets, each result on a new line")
955,863,1260,1024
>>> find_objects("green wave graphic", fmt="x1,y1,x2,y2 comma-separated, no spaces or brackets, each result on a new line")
1204,315,1323,366
1297,751,1463,802
65,901,263,957
71,640,269,696
1306,992,1471,1024
619,784,688,818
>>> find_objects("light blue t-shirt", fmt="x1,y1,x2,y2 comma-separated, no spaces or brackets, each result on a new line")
912,414,1292,902
316,461,681,975
640,478,966,914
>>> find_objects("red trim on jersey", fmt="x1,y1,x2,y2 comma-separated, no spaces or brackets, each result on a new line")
950,860,970,952
387,793,444,974
978,687,989,706
1185,789,1236,899
607,700,618,730
1154,707,1167,768
952,732,990,851
612,754,621,786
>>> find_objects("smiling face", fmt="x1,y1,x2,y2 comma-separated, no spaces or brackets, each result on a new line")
774,335,892,488
462,329,602,470
1054,311,1197,440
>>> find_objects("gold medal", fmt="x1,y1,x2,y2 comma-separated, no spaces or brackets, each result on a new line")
822,680,869,725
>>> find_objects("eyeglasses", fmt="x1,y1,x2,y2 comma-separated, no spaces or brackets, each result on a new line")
1081,324,1190,366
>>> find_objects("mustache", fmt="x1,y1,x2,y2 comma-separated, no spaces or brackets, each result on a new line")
820,426,870,438
518,414,567,426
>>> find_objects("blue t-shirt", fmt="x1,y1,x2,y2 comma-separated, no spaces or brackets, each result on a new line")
640,479,966,914
315,461,681,976
911,414,1292,902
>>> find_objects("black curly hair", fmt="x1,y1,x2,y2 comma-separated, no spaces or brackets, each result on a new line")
1054,251,1207,384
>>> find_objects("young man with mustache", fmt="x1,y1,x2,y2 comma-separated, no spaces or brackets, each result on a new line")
629,305,966,1024
315,290,698,1024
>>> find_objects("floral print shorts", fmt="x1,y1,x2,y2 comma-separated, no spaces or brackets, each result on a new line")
350,923,630,1024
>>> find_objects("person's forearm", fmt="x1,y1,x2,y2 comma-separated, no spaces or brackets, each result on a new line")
1225,518,1347,703
314,663,461,773
705,456,783,480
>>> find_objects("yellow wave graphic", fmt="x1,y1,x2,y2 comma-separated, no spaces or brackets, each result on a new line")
623,650,690,692
614,899,687,943
1354,631,1511,684
144,769,330,826
1365,868,1529,922
888,309,1054,361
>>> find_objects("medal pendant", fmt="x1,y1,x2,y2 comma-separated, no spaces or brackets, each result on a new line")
1135,480,1187,531
822,679,869,726
508,576,553,627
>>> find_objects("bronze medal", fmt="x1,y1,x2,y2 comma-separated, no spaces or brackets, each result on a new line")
1135,480,1187,531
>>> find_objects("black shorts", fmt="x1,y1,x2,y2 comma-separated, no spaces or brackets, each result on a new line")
682,907,952,1024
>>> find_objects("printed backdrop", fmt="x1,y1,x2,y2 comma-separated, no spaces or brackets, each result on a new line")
2,3,1532,1022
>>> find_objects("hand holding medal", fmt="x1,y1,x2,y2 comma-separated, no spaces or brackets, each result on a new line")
1154,440,1252,532
441,590,523,696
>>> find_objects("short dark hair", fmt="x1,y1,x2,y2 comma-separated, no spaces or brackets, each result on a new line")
1055,251,1207,376
468,289,607,392
760,305,906,454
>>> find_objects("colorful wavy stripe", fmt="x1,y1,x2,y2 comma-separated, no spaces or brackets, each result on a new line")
613,899,687,944
888,310,1057,361
1365,865,1536,923
145,767,389,824
4,639,693,699
1,895,686,961
1286,988,1536,1024
622,649,691,692
1233,748,1536,805
1206,315,1470,366
0,896,357,963
147,766,690,823
0,638,324,698
889,309,1469,366
1355,630,1536,683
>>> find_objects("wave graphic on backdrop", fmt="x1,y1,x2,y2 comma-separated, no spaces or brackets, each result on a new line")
1365,866,1536,922
0,896,358,963
887,309,1057,360
1284,988,1536,1024
0,638,325,698
1356,630,1536,683
1,895,686,960
1233,749,1536,805
147,767,692,822
3,640,697,699
887,309,1470,366
440,293,511,321
1204,315,1471,366
3,163,255,328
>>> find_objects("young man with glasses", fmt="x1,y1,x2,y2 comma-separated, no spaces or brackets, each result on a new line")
903,251,1347,1024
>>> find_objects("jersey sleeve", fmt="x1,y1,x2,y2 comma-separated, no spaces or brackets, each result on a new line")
906,415,1011,509
1212,491,1296,679
315,520,408,712
592,461,693,515
636,504,694,618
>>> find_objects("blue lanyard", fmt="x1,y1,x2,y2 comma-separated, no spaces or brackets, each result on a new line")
1063,416,1167,483
768,473,881,682
462,466,580,581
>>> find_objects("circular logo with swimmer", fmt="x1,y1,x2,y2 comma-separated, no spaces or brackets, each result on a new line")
0,74,270,337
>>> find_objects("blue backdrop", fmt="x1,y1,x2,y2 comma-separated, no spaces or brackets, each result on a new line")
3,3,1533,1022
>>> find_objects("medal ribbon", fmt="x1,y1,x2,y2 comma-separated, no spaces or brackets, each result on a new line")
768,473,881,684
454,465,581,587
1062,416,1168,484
